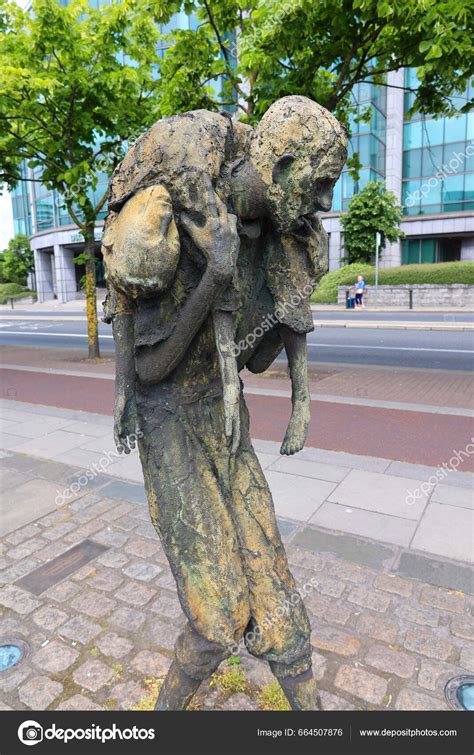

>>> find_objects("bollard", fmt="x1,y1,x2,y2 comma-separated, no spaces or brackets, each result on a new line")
409,288,413,310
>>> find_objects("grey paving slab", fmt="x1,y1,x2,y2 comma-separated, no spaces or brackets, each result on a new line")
11,430,90,458
292,528,395,569
105,454,144,483
276,518,299,541
99,480,147,505
431,484,473,510
265,470,336,522
268,455,350,483
0,432,30,450
386,461,474,489
411,504,474,563
63,421,115,437
256,452,280,470
10,416,76,439
310,502,417,547
296,447,391,473
77,435,118,454
54,447,114,470
396,552,474,595
0,478,60,536
328,469,429,521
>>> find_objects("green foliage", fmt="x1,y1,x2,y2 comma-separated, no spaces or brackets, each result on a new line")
210,663,249,694
340,182,404,264
0,282,35,304
312,262,474,303
0,234,34,285
257,680,290,711
146,0,473,128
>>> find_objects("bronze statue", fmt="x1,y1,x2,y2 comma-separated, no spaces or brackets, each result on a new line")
102,96,347,711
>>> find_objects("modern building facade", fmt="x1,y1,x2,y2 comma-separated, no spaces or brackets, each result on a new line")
11,63,474,300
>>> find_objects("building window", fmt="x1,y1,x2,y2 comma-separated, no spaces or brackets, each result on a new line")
401,237,461,264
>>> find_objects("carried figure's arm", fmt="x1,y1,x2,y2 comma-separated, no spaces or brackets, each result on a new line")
213,309,241,453
279,325,310,456
136,184,239,386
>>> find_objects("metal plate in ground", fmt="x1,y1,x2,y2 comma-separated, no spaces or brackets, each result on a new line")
15,539,108,595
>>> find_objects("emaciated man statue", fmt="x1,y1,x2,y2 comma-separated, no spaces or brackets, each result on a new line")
102,96,347,711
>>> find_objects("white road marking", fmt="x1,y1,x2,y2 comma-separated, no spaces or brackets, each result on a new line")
309,343,473,354
0,331,114,339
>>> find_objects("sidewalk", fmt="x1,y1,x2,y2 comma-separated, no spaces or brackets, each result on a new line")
1,399,473,712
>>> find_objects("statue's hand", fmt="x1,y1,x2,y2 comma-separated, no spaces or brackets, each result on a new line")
224,396,241,454
114,392,138,454
180,181,238,282
280,400,310,456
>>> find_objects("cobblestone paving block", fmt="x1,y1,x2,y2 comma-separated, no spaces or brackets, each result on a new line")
395,603,440,628
221,693,258,711
239,654,274,688
124,538,161,559
90,527,129,549
114,515,139,532
85,567,124,592
286,546,326,572
459,646,474,672
58,615,102,644
6,524,42,546
96,632,134,659
32,605,69,631
311,626,361,657
142,619,181,652
108,606,146,633
347,586,391,613
0,665,32,694
0,584,42,615
103,503,135,523
420,585,465,614
312,573,346,599
35,541,73,563
42,523,76,541
19,676,63,709
149,593,182,621
450,615,474,641
374,574,414,597
7,538,46,561
0,558,40,584
319,690,356,711
122,560,162,582
418,658,462,693
334,665,388,706
70,590,115,619
115,580,156,608
73,660,114,692
395,687,448,711
404,628,453,661
156,571,176,590
58,695,103,711
32,641,79,673
109,680,146,710
97,550,130,569
0,701,13,710
63,520,105,544
134,522,161,540
326,560,375,585
306,594,353,626
0,615,29,637
43,580,81,602
131,650,171,677
311,650,328,682
364,644,417,679
355,613,399,644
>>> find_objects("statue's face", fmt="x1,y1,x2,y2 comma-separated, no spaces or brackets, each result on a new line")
267,150,344,231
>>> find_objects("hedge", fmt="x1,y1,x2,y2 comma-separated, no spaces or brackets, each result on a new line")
311,262,474,303
0,283,36,305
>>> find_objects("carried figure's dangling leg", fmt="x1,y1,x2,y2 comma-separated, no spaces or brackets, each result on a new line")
272,666,321,711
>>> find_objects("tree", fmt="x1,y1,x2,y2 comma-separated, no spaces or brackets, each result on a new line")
150,0,473,130
0,233,34,285
0,0,163,357
340,181,404,263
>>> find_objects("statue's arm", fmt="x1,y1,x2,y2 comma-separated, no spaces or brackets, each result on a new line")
213,309,240,452
137,185,239,386
113,310,138,453
279,325,310,456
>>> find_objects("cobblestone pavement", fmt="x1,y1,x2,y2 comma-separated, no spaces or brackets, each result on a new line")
1,448,473,713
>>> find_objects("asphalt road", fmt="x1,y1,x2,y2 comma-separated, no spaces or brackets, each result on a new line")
0,312,473,371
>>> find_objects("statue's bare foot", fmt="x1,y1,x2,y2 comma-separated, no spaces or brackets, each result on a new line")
280,401,310,455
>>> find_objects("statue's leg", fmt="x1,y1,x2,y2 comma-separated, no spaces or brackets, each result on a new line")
229,396,321,711
156,622,229,710
137,395,251,711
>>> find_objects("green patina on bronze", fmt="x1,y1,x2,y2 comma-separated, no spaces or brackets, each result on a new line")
103,96,347,711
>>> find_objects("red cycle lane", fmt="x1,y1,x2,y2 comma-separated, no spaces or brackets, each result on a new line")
1,367,473,470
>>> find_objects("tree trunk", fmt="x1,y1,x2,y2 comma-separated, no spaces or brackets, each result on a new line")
84,226,100,359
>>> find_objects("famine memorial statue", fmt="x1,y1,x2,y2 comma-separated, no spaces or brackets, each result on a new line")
102,96,347,711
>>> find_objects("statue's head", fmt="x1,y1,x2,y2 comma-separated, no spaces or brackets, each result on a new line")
249,96,348,231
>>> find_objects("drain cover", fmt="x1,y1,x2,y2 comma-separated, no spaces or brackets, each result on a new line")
0,643,23,672
445,674,474,711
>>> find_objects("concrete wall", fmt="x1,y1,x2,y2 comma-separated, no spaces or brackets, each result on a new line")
338,284,474,308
